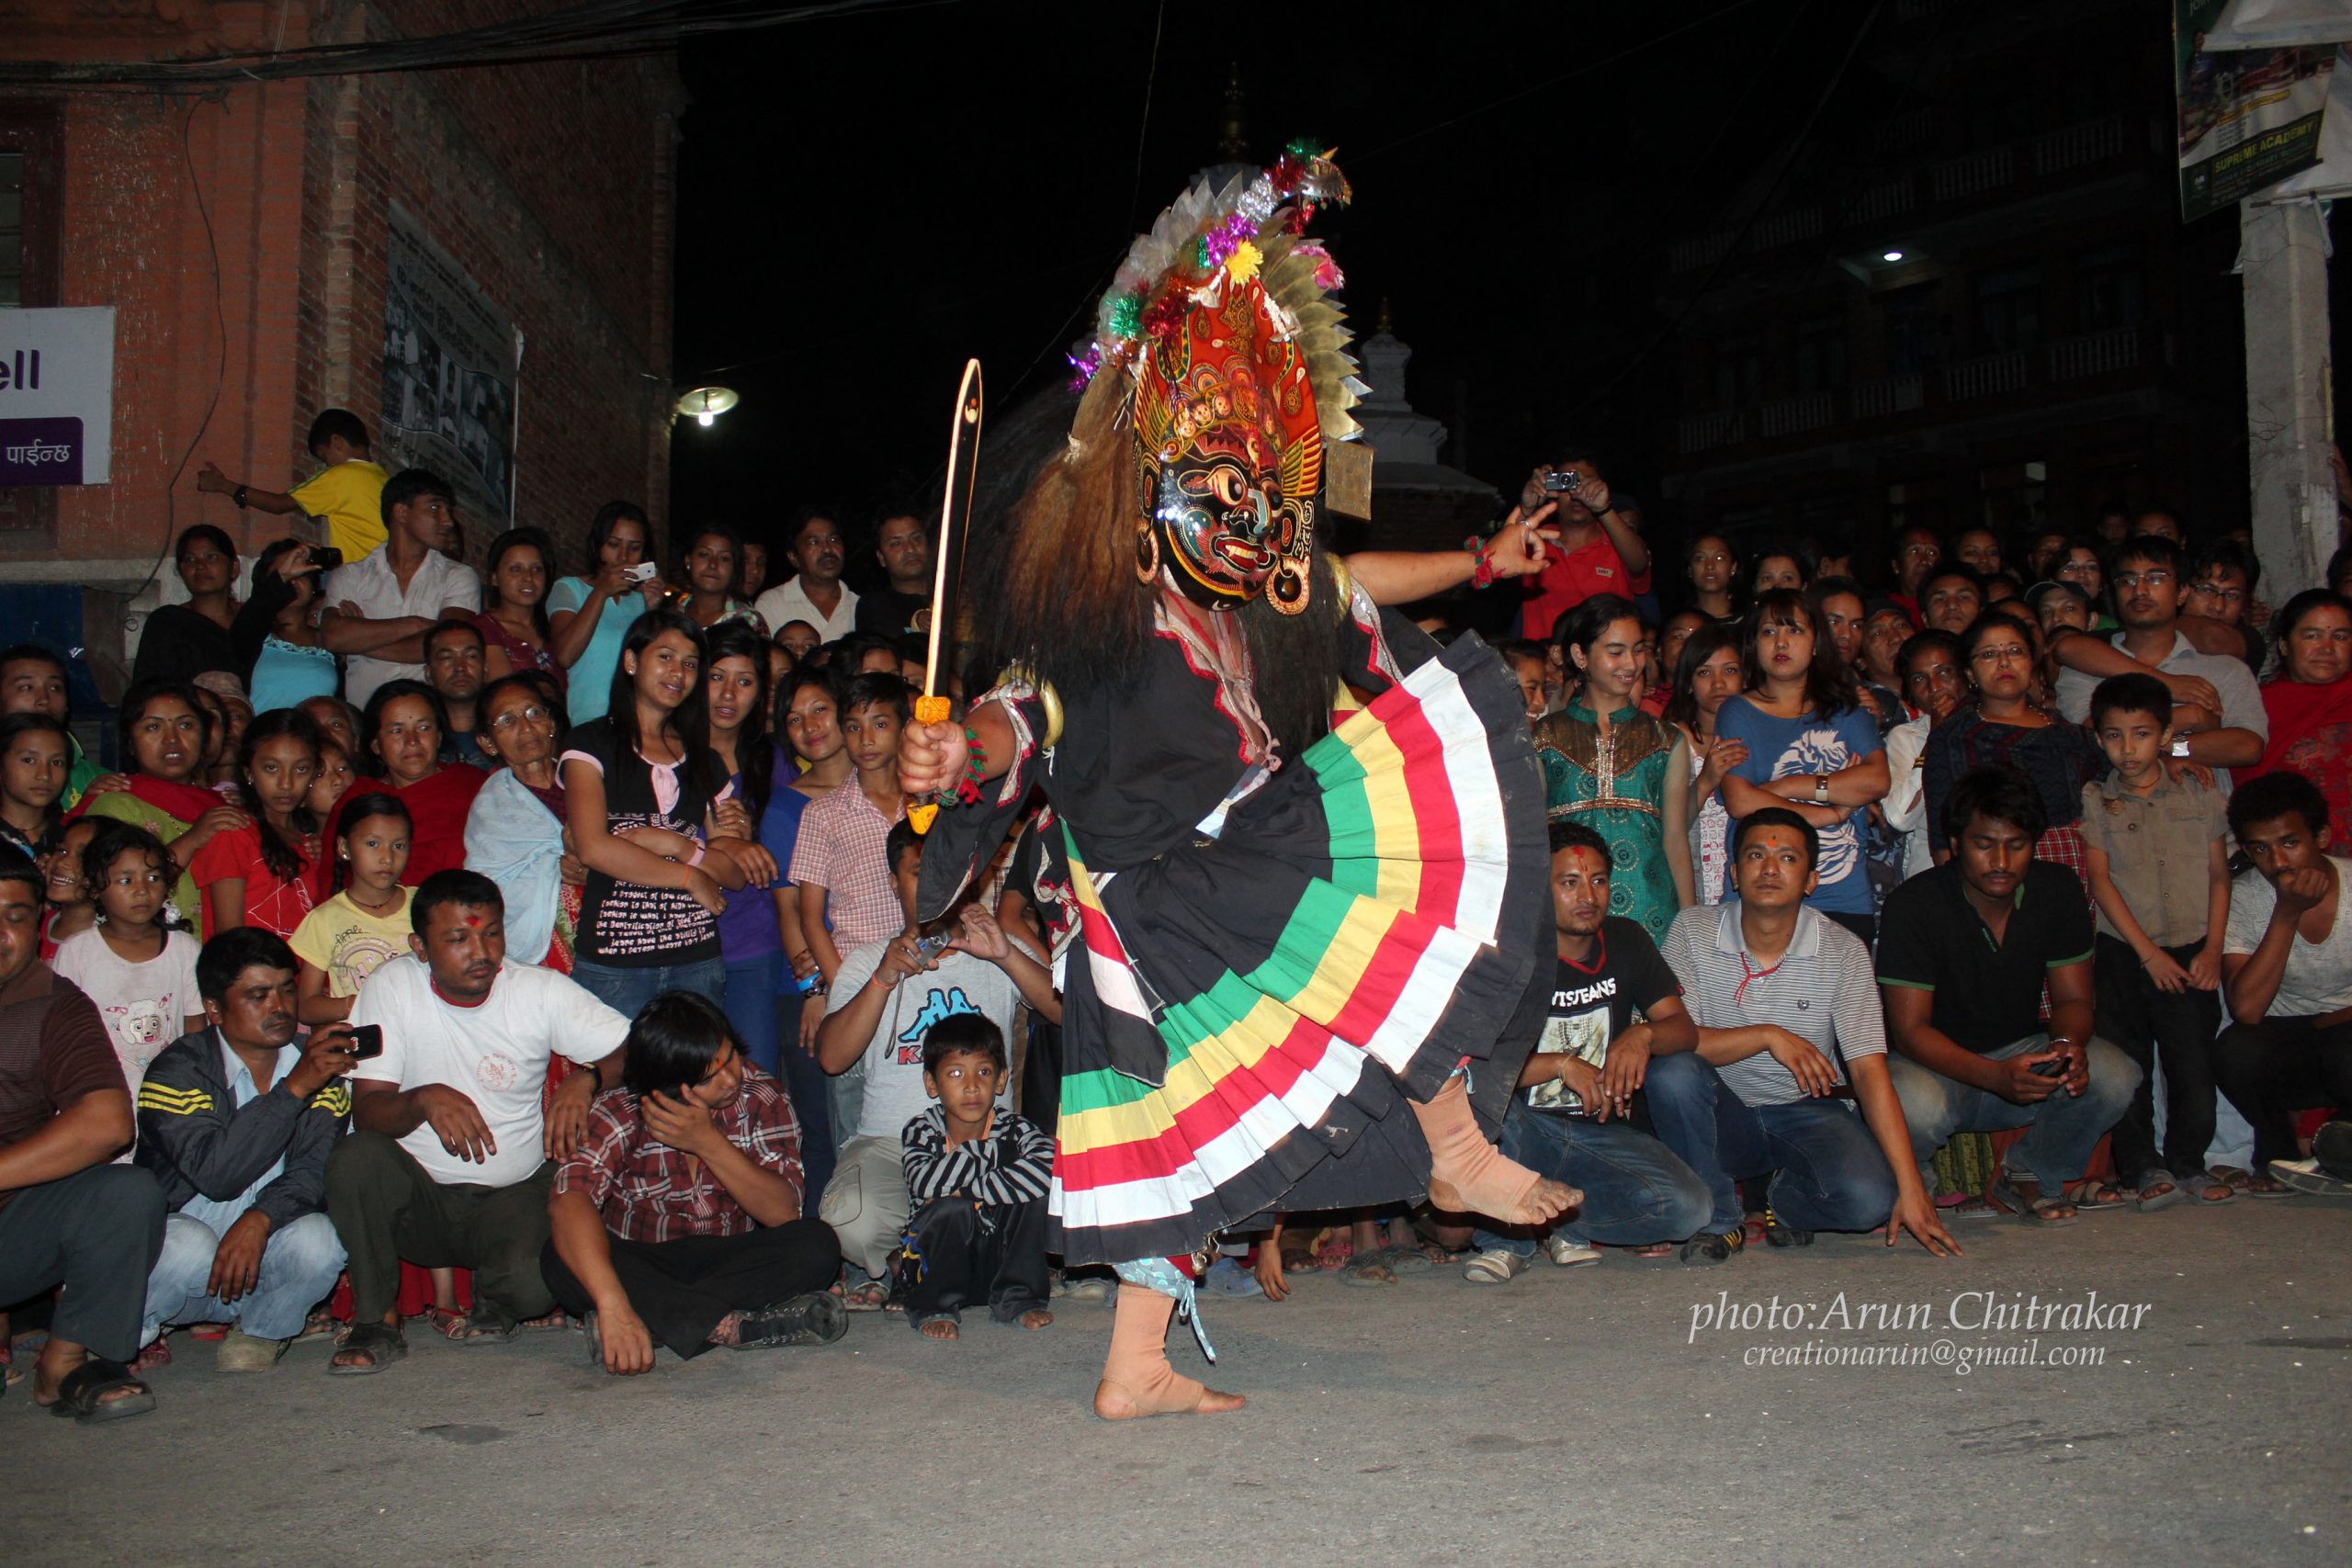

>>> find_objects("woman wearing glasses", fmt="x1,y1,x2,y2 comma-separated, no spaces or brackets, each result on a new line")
462,673,586,972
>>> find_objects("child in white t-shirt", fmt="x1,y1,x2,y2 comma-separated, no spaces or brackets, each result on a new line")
51,820,204,1120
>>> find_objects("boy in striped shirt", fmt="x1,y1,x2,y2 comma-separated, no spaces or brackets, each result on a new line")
1651,808,1958,1261
897,1012,1053,1339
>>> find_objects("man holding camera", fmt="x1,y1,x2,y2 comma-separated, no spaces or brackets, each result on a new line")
1515,450,1651,642
1878,766,2141,1224
135,928,355,1372
323,870,628,1372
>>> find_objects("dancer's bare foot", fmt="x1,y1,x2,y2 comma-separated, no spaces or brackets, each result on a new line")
1019,1307,1052,1330
1412,1076,1581,1224
1093,1375,1247,1419
1428,1169,1581,1226
920,1318,959,1340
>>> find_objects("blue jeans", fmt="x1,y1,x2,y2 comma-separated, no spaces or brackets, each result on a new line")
775,989,835,1203
724,953,837,1201
1644,1051,1899,1235
571,955,728,1024
1885,1033,2142,1193
1470,1102,1710,1256
142,1210,347,1344
723,953,786,1077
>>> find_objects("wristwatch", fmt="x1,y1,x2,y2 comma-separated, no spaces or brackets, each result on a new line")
2170,736,2191,758
1813,774,1831,804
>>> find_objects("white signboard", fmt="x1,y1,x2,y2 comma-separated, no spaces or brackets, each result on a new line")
0,306,115,486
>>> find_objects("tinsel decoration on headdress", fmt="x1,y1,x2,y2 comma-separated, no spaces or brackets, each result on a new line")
1069,141,1368,616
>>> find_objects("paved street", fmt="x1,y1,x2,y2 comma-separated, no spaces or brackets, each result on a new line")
13,1196,2350,1567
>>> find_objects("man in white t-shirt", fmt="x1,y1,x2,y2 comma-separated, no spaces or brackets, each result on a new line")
323,869,628,1371
752,509,858,645
319,468,482,708
812,820,1057,1299
2213,772,2352,1193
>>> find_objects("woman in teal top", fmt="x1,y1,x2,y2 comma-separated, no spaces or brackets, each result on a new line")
547,502,669,725
1532,592,1695,942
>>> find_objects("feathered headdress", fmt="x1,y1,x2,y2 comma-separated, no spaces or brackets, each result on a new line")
1069,141,1368,615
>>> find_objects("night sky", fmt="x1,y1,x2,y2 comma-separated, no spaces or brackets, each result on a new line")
668,0,1874,561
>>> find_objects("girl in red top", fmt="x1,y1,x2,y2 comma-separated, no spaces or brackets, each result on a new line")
191,708,329,939
357,679,487,886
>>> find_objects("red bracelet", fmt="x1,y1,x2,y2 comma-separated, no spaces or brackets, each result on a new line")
955,727,988,805
1464,535,1498,591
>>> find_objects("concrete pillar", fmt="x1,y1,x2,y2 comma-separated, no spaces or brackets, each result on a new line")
2240,197,2338,596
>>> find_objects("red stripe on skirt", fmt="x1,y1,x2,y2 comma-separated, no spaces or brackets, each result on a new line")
1369,686,1466,923
1321,909,1441,1045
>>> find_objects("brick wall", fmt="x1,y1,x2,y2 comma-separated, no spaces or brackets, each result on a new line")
3,0,680,600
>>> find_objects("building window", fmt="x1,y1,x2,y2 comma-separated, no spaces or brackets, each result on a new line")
2075,245,2143,333
1712,334,1764,411
1973,265,2042,353
1881,283,1941,376
1793,314,1849,395
0,104,62,536
1981,458,2048,537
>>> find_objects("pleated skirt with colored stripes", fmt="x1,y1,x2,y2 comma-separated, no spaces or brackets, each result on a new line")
1046,634,1552,1267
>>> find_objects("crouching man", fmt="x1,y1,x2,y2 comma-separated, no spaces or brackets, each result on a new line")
544,991,846,1374
137,928,353,1371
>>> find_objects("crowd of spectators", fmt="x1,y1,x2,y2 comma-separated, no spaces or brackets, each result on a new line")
3,410,2349,1422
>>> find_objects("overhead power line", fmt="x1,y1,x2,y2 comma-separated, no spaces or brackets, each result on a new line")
0,0,953,89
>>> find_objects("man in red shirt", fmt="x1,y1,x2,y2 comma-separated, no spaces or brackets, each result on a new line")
0,852,168,1422
1515,454,1652,642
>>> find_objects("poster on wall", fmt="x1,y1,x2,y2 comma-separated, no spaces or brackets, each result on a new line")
2176,0,2337,220
0,306,114,487
380,204,521,530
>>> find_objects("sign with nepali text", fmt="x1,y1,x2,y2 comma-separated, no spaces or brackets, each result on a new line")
0,307,115,486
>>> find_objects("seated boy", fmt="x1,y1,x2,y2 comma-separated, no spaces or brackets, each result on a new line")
2212,770,2352,1196
2080,674,2233,1209
1653,810,1956,1261
542,991,845,1375
814,819,1057,1306
1879,765,2142,1224
1463,822,1705,1283
895,1013,1054,1338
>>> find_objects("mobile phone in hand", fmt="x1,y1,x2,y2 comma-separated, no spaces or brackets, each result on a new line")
2030,1055,2068,1078
347,1023,385,1061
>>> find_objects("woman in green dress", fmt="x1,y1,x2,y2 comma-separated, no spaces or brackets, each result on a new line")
1533,592,1694,942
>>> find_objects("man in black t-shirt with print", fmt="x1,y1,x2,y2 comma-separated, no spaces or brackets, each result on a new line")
1462,823,1708,1284
1879,765,2141,1224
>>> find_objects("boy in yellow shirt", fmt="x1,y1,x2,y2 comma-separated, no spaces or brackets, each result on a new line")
198,409,390,564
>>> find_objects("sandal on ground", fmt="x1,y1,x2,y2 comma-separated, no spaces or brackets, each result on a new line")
2133,1171,2186,1212
41,1357,155,1424
1628,1240,1678,1259
1940,1193,2005,1222
2062,1179,2132,1212
2244,1172,2295,1198
1986,1175,2076,1225
293,1306,338,1343
132,1336,173,1372
327,1322,408,1376
840,1278,890,1312
517,1307,571,1333
1306,1230,1353,1271
2193,1169,2242,1204
426,1308,514,1344
1340,1247,1402,1287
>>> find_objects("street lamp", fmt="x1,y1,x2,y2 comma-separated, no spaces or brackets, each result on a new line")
676,386,739,427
